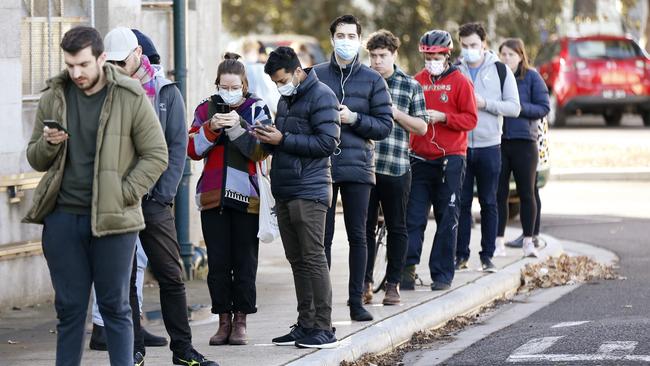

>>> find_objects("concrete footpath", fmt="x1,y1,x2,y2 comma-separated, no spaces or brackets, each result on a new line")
1,214,610,366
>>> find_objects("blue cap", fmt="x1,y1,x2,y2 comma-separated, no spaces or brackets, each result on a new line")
131,29,160,62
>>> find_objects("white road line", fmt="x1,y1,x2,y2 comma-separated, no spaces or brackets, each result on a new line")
598,341,637,357
551,321,590,328
510,336,564,356
508,354,650,362
508,339,648,363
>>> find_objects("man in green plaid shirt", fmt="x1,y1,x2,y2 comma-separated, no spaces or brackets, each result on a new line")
363,29,429,305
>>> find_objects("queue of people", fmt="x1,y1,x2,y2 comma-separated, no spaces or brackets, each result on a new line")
24,14,549,366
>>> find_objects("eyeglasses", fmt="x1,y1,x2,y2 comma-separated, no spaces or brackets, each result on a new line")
218,85,243,92
108,49,135,68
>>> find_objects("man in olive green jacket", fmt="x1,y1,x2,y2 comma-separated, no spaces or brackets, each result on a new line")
23,26,167,366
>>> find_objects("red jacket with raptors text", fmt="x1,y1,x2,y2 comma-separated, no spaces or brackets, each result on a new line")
410,65,477,161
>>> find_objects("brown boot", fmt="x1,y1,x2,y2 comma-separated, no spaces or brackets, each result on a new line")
362,282,373,304
209,313,232,345
229,312,248,345
382,282,401,305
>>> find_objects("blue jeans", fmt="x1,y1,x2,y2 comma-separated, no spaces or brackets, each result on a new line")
457,145,501,261
42,209,137,366
405,155,466,286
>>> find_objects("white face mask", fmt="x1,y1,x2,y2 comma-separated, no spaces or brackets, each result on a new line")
218,89,243,105
277,73,299,96
425,60,446,76
334,38,360,61
462,48,483,63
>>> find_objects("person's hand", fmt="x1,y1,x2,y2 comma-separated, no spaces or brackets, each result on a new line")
474,93,486,109
338,105,357,124
427,109,446,123
210,111,239,130
43,126,68,145
254,124,283,145
391,105,402,121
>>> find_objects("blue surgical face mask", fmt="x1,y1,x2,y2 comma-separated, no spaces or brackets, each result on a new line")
277,73,299,96
461,47,483,64
218,88,243,105
334,38,360,61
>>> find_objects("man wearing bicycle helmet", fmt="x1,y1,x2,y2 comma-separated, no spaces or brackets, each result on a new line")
402,29,478,291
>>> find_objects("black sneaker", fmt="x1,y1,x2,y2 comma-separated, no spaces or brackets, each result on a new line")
295,328,339,349
481,258,498,273
89,323,107,351
272,324,312,346
134,352,145,366
143,327,168,347
350,304,373,321
172,348,219,366
431,281,451,291
455,257,469,271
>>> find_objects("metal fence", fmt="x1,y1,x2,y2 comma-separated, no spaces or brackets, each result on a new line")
21,0,89,98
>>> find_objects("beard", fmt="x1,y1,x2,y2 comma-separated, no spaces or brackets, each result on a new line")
74,64,102,91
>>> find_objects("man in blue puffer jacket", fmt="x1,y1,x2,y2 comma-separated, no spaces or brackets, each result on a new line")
314,14,393,322
259,46,341,349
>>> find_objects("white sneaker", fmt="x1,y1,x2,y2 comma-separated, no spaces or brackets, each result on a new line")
494,242,507,257
523,242,540,258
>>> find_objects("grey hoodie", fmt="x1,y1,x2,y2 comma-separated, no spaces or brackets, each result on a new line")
458,51,520,148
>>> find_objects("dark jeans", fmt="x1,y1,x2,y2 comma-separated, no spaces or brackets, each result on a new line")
406,156,466,286
131,200,194,355
277,199,332,331
324,183,372,306
365,171,411,285
497,139,538,237
42,209,136,366
202,206,259,315
457,145,501,261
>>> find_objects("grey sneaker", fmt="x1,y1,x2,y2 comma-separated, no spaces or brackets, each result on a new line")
455,257,469,271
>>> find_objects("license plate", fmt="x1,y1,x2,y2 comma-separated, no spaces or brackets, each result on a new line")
602,90,626,99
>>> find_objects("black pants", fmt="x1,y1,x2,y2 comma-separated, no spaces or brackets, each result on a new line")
534,172,541,236
43,209,136,366
277,199,332,331
497,139,538,237
130,199,193,355
324,182,372,306
202,206,259,315
365,171,411,285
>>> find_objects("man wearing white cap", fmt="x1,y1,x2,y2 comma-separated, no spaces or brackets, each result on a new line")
103,27,218,366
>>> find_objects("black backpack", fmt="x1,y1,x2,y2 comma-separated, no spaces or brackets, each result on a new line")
495,61,507,94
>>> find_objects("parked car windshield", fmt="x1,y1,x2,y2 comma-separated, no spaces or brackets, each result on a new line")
569,39,641,59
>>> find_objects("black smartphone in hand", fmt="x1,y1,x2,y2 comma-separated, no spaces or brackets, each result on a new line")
43,120,70,136
215,103,230,114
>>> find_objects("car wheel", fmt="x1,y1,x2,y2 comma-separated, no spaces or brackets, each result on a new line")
508,201,520,220
642,111,650,127
603,110,623,126
548,94,566,127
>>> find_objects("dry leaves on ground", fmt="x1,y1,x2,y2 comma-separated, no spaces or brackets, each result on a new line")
519,254,618,293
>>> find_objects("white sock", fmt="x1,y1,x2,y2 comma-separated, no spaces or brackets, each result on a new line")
496,237,505,247
523,237,533,246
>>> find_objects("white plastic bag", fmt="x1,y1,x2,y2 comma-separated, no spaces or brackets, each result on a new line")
256,160,279,243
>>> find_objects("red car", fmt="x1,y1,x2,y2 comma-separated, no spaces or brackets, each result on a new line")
535,35,650,127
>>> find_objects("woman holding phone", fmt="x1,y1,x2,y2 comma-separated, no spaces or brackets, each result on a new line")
187,53,271,346
496,39,550,258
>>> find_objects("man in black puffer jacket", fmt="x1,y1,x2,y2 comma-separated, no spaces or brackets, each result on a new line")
258,47,341,349
314,15,393,322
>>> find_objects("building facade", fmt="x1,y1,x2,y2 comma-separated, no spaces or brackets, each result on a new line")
0,0,222,310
